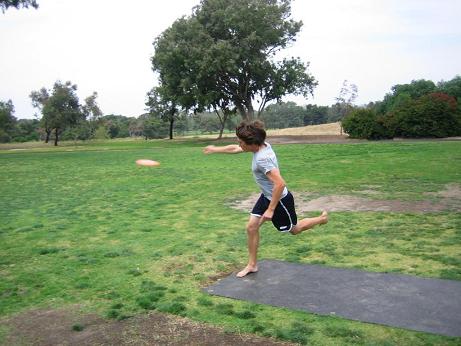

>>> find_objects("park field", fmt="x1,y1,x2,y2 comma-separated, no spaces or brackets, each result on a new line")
1,137,461,345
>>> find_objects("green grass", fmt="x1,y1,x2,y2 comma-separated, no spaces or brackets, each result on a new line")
1,138,461,345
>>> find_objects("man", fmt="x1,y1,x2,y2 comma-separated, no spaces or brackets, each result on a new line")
203,120,328,277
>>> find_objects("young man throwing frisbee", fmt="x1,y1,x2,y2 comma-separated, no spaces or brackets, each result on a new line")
203,120,328,278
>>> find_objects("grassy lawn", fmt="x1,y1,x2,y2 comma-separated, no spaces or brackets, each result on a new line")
1,138,460,345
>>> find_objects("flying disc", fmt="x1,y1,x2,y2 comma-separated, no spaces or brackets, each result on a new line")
136,159,160,167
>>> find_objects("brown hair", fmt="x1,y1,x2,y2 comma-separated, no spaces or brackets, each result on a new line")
236,120,266,145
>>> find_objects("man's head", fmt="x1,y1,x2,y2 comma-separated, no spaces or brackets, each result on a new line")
236,120,266,148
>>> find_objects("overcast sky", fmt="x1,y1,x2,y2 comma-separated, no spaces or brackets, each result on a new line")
1,0,460,119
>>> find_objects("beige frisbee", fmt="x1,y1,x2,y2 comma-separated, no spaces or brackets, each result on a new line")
136,159,160,167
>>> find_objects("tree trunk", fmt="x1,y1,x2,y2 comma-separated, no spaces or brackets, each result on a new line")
214,108,229,139
236,104,248,121
169,119,174,139
246,101,254,120
54,128,59,146
45,128,51,143
218,125,225,139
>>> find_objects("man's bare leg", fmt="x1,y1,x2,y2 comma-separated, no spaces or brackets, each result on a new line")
237,215,261,277
290,210,328,235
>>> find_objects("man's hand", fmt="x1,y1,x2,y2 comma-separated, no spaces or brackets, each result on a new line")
259,209,274,225
203,145,216,154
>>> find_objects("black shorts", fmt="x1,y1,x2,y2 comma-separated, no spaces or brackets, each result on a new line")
251,191,298,232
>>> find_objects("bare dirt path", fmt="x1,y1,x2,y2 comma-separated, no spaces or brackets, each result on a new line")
1,307,293,346
230,184,461,213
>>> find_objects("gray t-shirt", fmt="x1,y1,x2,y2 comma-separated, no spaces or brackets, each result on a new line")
252,142,288,200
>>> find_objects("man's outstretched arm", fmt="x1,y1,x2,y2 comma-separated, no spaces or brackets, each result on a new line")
203,145,244,154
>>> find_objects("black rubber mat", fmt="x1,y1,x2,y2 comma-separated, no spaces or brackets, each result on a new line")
204,260,461,337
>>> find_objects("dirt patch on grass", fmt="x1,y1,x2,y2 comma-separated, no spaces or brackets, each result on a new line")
230,184,461,213
266,123,342,136
268,134,359,144
0,307,292,346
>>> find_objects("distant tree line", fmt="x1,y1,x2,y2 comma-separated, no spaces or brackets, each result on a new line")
3,76,460,144
342,76,461,139
0,93,349,144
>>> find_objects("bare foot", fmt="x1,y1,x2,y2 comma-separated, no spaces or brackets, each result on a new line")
320,210,328,225
236,265,258,278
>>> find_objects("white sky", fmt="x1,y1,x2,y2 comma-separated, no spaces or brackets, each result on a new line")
1,0,460,119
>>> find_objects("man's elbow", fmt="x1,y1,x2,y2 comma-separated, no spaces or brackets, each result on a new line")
276,180,286,190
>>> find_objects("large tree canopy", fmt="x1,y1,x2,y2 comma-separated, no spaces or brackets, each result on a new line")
30,81,87,145
0,0,38,12
377,79,437,115
151,0,317,120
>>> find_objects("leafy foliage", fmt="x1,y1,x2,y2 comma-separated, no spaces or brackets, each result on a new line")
0,100,16,142
343,76,461,139
387,92,461,138
377,79,437,115
145,87,181,139
304,104,329,125
12,118,39,142
342,109,392,139
437,75,461,105
260,101,305,128
0,0,38,12
29,81,84,145
151,0,317,121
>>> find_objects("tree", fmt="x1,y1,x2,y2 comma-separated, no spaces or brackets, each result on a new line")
0,100,17,142
128,117,144,137
145,87,182,139
30,87,52,142
261,101,304,129
44,81,84,145
139,114,169,139
304,104,329,125
334,80,358,134
437,75,461,105
13,118,40,142
151,0,317,123
378,79,436,115
82,92,103,138
30,81,86,146
0,0,38,12
101,115,133,138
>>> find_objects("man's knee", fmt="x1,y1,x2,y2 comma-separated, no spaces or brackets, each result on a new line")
246,221,259,234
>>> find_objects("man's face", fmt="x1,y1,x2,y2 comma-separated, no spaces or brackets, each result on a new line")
238,138,258,152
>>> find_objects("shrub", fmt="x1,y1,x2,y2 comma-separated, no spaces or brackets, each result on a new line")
343,93,461,139
342,109,392,139
0,129,11,143
387,93,461,138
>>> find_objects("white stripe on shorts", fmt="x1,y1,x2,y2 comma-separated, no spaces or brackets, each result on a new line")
279,200,294,232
